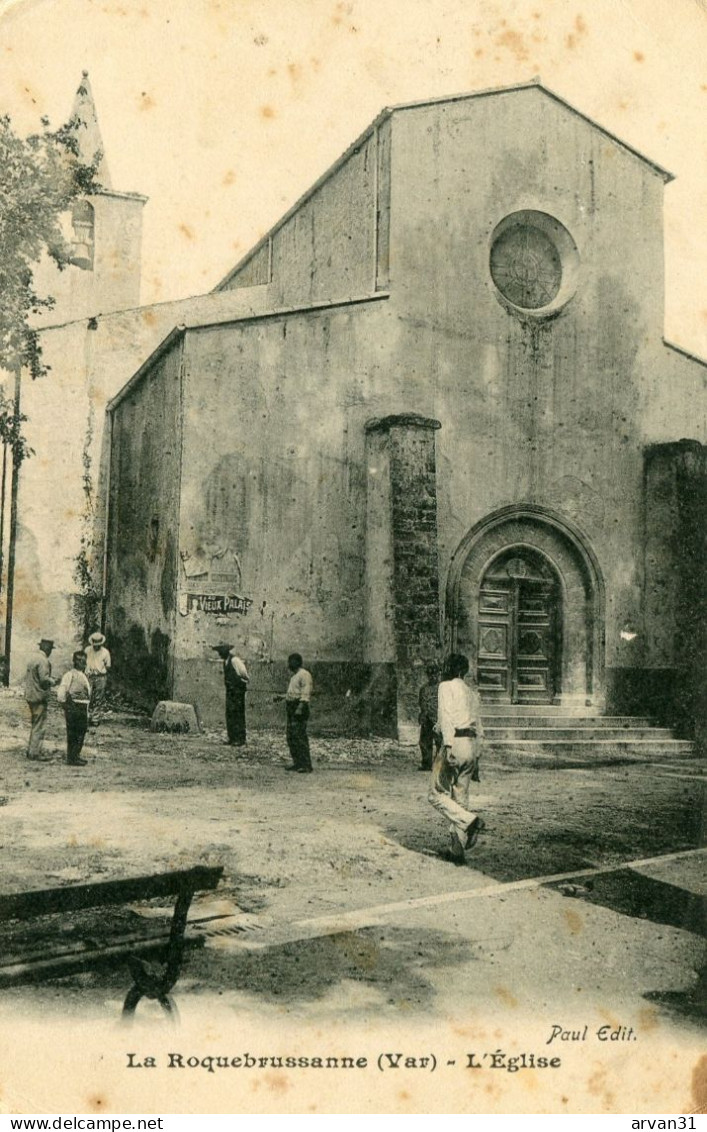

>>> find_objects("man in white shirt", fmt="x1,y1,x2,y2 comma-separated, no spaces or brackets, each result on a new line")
212,643,249,746
284,652,313,773
429,653,484,863
85,631,111,724
57,651,92,766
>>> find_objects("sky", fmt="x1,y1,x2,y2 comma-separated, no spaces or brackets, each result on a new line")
0,0,705,356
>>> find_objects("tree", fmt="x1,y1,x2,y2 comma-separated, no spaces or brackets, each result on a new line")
0,112,99,383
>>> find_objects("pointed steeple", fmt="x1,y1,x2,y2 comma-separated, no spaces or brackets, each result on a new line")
70,71,112,189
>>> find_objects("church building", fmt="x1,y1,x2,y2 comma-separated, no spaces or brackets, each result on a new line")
101,80,706,743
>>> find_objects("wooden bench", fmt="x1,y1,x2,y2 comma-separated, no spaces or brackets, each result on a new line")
0,865,223,1019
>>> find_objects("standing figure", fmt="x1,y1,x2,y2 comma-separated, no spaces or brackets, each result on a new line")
24,637,57,761
418,662,442,771
85,631,111,724
212,644,249,746
57,651,91,766
428,653,484,863
284,652,313,773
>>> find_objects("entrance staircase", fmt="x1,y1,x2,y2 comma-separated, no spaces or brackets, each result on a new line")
481,705,696,766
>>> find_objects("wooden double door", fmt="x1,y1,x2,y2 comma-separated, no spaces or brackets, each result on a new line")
476,550,560,704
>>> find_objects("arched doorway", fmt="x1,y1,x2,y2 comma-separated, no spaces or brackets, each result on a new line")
446,505,605,709
478,547,561,704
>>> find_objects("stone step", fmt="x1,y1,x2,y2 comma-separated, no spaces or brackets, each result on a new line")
485,738,695,766
484,726,675,741
481,704,600,717
481,715,656,729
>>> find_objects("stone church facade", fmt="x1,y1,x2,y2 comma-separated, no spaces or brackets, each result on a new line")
102,81,706,742
8,78,705,744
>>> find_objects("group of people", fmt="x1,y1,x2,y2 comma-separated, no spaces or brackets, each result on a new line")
215,642,485,861
24,632,111,765
213,644,313,773
25,630,484,862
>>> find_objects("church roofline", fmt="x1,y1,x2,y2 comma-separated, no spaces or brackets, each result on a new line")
215,78,674,292
106,291,390,414
663,338,707,368
106,325,186,414
89,188,148,203
387,79,674,182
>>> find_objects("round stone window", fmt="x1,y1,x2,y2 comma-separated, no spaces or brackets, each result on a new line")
489,210,579,315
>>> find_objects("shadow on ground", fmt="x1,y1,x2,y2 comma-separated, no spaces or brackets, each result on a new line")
180,924,480,1011
643,961,707,1025
386,817,600,881
545,870,707,938
1,925,479,1016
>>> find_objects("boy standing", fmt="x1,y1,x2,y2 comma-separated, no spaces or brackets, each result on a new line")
57,651,91,766
284,653,313,773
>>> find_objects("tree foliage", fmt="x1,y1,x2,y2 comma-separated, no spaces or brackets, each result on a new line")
0,388,31,463
0,113,99,382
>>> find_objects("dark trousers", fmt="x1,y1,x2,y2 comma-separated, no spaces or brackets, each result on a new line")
286,701,311,769
225,688,246,744
64,699,88,763
419,717,442,770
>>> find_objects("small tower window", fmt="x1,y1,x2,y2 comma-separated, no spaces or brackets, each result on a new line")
70,200,95,270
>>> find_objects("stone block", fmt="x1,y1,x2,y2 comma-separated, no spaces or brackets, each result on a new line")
150,701,200,735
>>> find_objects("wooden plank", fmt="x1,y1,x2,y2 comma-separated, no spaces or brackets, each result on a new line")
0,866,223,922
0,921,176,968
0,932,205,987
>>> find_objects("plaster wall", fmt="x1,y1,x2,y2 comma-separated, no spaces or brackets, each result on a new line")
222,122,390,305
104,340,183,703
172,300,396,731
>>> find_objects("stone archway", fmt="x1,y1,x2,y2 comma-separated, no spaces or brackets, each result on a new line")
445,505,605,709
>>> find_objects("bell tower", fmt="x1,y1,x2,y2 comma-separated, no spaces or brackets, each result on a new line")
33,72,147,325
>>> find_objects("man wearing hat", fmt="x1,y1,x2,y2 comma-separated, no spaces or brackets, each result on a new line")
84,631,111,724
24,637,58,760
212,644,249,746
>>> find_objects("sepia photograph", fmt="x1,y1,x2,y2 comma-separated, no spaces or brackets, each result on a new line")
0,0,705,1116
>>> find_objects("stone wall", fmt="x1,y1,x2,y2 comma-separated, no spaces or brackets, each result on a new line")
365,415,442,739
644,441,707,745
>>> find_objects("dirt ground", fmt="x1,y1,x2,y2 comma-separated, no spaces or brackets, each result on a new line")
0,690,704,1034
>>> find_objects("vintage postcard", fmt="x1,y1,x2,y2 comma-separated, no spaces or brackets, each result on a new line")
0,0,704,1116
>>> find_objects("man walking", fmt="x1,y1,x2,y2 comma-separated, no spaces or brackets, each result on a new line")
285,652,313,773
84,631,111,724
57,651,91,766
212,644,249,746
24,637,57,761
418,662,442,771
428,653,484,863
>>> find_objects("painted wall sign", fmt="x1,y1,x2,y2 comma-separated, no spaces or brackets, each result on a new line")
181,593,253,616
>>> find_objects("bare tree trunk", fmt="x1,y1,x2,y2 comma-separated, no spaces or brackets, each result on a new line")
3,366,21,685
0,441,7,597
